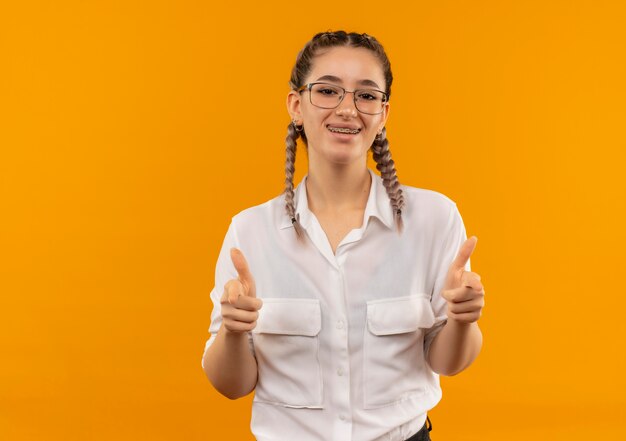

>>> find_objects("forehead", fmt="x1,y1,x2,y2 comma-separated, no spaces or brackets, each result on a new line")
306,46,385,88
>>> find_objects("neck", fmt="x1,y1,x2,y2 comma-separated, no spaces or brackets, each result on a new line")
305,160,371,214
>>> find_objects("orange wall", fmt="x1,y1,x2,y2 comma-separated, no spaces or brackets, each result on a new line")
1,1,625,440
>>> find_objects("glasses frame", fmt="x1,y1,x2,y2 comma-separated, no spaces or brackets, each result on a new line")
296,82,388,115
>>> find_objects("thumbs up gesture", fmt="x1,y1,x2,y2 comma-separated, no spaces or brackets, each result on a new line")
219,248,263,334
440,236,485,324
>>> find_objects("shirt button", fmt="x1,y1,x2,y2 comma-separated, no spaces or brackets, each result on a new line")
339,414,346,421
337,367,344,376
336,320,344,329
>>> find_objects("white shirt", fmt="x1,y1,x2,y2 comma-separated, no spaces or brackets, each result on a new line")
203,168,471,441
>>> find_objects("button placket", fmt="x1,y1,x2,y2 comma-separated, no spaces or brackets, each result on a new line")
333,263,352,430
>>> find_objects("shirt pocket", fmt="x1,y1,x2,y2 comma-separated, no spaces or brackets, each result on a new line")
251,298,323,408
363,294,436,409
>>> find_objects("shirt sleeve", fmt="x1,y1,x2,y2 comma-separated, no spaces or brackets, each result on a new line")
423,202,471,364
201,218,255,370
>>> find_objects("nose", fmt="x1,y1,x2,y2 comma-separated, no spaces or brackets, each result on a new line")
335,91,358,117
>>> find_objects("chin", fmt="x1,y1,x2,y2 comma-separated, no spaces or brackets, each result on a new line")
327,151,367,166
309,140,368,164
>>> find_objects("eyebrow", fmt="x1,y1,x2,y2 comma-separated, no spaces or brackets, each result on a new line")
314,75,382,89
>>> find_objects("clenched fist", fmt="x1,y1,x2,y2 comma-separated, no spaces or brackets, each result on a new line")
440,236,485,324
220,248,263,333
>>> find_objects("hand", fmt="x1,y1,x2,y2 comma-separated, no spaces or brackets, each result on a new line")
219,248,263,334
440,236,485,324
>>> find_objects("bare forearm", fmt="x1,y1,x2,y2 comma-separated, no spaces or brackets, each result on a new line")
203,325,258,399
427,319,482,376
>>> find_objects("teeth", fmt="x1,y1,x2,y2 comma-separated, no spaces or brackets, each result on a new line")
328,126,360,134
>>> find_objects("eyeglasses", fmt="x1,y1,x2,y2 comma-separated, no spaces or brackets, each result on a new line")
296,82,388,115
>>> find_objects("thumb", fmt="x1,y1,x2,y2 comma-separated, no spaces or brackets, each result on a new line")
450,236,477,272
443,236,478,290
230,248,257,298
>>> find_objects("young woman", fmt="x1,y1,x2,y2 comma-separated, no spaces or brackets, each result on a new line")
202,31,485,441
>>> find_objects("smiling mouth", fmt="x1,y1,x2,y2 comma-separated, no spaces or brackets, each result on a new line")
327,125,361,134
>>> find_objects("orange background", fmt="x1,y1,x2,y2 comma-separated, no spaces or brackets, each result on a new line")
1,1,625,440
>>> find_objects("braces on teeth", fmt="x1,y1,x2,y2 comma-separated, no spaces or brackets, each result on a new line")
328,127,360,134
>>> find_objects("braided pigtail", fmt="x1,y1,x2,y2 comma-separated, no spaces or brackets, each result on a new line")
371,127,405,233
284,122,307,242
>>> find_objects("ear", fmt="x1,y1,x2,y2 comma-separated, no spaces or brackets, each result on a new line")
287,90,303,123
378,101,390,133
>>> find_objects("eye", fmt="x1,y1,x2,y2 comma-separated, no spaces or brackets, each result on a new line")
357,91,378,101
311,83,342,96
318,87,339,95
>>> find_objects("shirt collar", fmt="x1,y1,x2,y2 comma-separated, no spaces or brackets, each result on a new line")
279,168,395,231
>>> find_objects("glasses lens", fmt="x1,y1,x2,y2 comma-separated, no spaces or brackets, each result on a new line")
310,83,344,109
355,90,385,114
